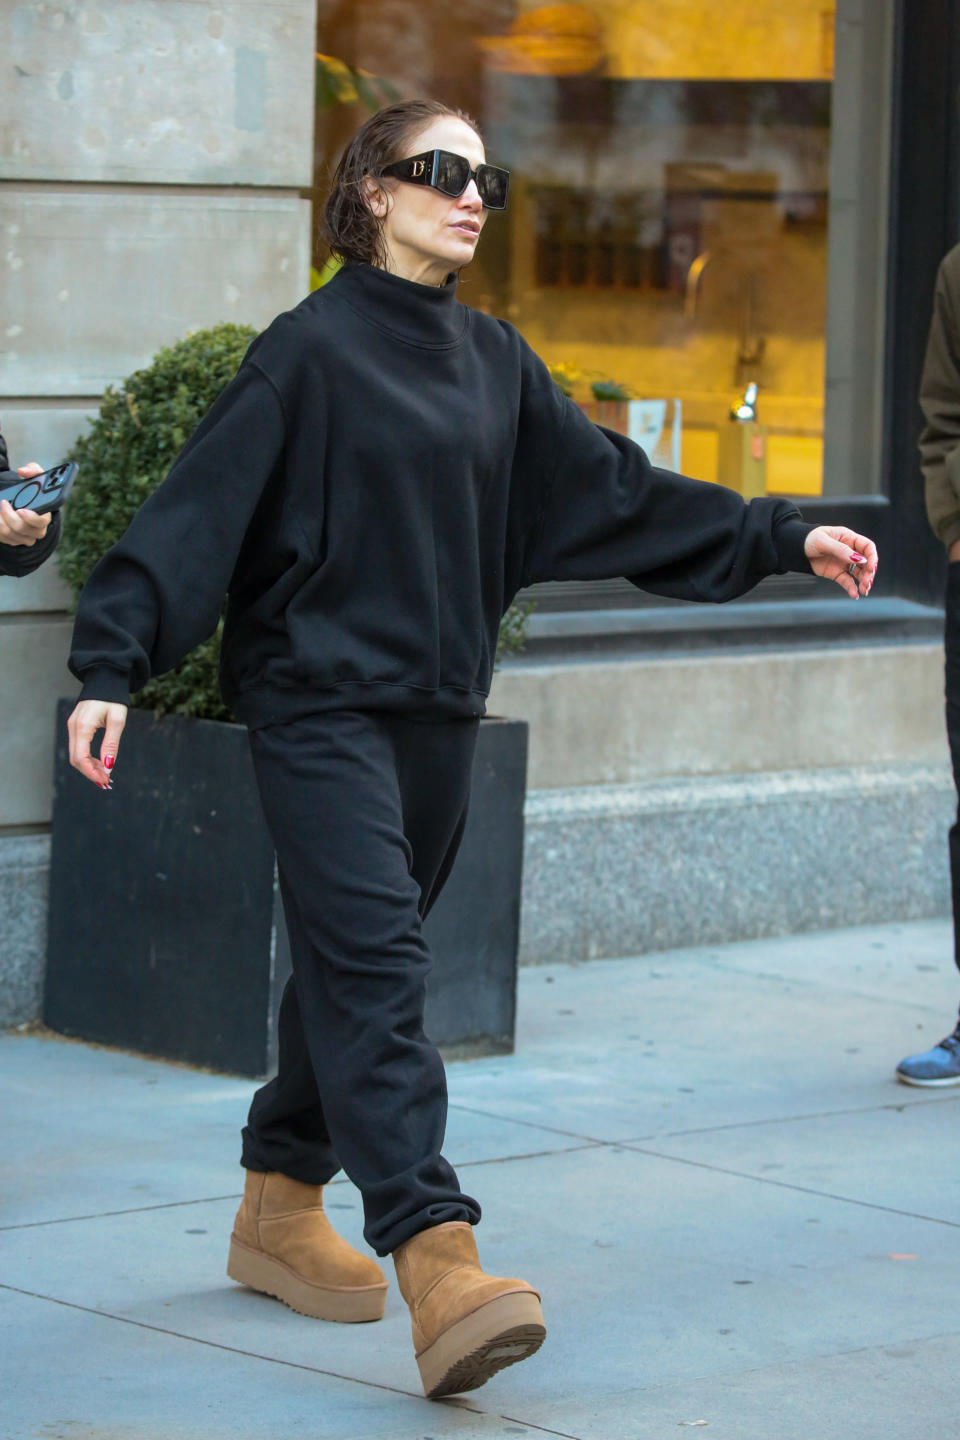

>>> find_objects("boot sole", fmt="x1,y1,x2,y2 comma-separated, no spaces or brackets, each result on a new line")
227,1235,387,1323
417,1290,546,1399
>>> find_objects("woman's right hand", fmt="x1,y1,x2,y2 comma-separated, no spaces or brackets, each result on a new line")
0,463,49,547
68,699,128,789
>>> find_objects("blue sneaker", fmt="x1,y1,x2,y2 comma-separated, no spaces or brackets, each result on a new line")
896,1021,960,1086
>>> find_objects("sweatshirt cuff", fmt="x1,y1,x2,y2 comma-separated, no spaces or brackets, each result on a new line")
78,666,132,706
773,516,816,575
0,510,60,576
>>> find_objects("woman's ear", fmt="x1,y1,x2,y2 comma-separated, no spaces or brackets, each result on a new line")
363,176,390,219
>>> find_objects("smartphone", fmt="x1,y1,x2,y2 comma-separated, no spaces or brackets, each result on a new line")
0,461,79,516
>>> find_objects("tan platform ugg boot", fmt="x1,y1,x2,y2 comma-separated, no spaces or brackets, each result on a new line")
393,1221,545,1398
227,1170,388,1322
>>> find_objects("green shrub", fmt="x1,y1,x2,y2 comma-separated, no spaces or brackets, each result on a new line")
61,323,531,720
59,324,259,721
590,378,632,402
496,599,534,666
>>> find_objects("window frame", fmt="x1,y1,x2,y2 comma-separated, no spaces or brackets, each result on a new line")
509,0,956,661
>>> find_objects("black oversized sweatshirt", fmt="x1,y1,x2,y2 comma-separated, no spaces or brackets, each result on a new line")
69,263,814,726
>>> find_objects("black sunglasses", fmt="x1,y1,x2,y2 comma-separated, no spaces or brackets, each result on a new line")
379,149,510,211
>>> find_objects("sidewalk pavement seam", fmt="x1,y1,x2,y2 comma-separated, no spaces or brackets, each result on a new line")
0,1281,585,1440
0,1192,245,1233
448,1102,604,1144
7,1279,958,1435
449,1092,960,1150
613,1091,960,1143
7,1088,952,1234
618,1144,960,1228
456,1142,603,1170
0,1144,604,1233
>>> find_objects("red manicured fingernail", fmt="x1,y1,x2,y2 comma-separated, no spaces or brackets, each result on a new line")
103,755,115,770
850,553,866,563
98,783,109,791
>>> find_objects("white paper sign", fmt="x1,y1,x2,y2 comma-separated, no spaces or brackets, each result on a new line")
628,399,682,472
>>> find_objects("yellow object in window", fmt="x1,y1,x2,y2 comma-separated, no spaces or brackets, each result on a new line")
477,4,604,76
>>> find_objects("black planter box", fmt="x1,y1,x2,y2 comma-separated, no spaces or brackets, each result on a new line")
44,703,527,1076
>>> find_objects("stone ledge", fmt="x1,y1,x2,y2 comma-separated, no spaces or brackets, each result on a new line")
489,643,949,788
0,834,51,1028
520,763,955,964
525,762,953,819
3,764,955,1029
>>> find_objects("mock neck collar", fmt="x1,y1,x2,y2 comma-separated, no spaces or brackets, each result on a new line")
326,262,467,349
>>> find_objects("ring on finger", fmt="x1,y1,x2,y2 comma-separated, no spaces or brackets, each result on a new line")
847,561,860,576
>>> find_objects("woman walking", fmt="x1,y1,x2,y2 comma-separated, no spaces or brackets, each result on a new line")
66,100,877,1399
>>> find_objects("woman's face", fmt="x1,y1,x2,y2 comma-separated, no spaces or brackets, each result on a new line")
369,115,490,286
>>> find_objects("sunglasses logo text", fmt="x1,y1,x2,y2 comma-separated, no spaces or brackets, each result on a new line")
411,160,427,177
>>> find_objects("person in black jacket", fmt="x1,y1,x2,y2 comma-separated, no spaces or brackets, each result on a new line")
63,101,878,1400
895,244,960,1086
0,428,59,577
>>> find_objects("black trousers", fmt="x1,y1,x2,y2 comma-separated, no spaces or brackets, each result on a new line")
946,565,960,978
240,709,482,1257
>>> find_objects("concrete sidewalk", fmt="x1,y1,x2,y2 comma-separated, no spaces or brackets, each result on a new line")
2,919,959,1439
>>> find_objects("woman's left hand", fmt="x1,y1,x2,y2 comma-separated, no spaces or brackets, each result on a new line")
803,525,878,599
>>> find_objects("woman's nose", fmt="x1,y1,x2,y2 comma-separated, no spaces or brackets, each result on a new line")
460,180,482,209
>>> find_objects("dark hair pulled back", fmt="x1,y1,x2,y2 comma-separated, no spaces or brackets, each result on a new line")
322,100,483,270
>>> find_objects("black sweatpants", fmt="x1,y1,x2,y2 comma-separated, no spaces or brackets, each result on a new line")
946,566,960,980
240,709,482,1257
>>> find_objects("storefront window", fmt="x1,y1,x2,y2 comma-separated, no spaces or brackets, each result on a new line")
311,1,892,506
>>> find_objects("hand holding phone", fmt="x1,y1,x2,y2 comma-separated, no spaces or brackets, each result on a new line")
0,461,79,515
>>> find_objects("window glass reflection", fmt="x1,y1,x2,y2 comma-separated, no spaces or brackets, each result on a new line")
313,2,883,503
